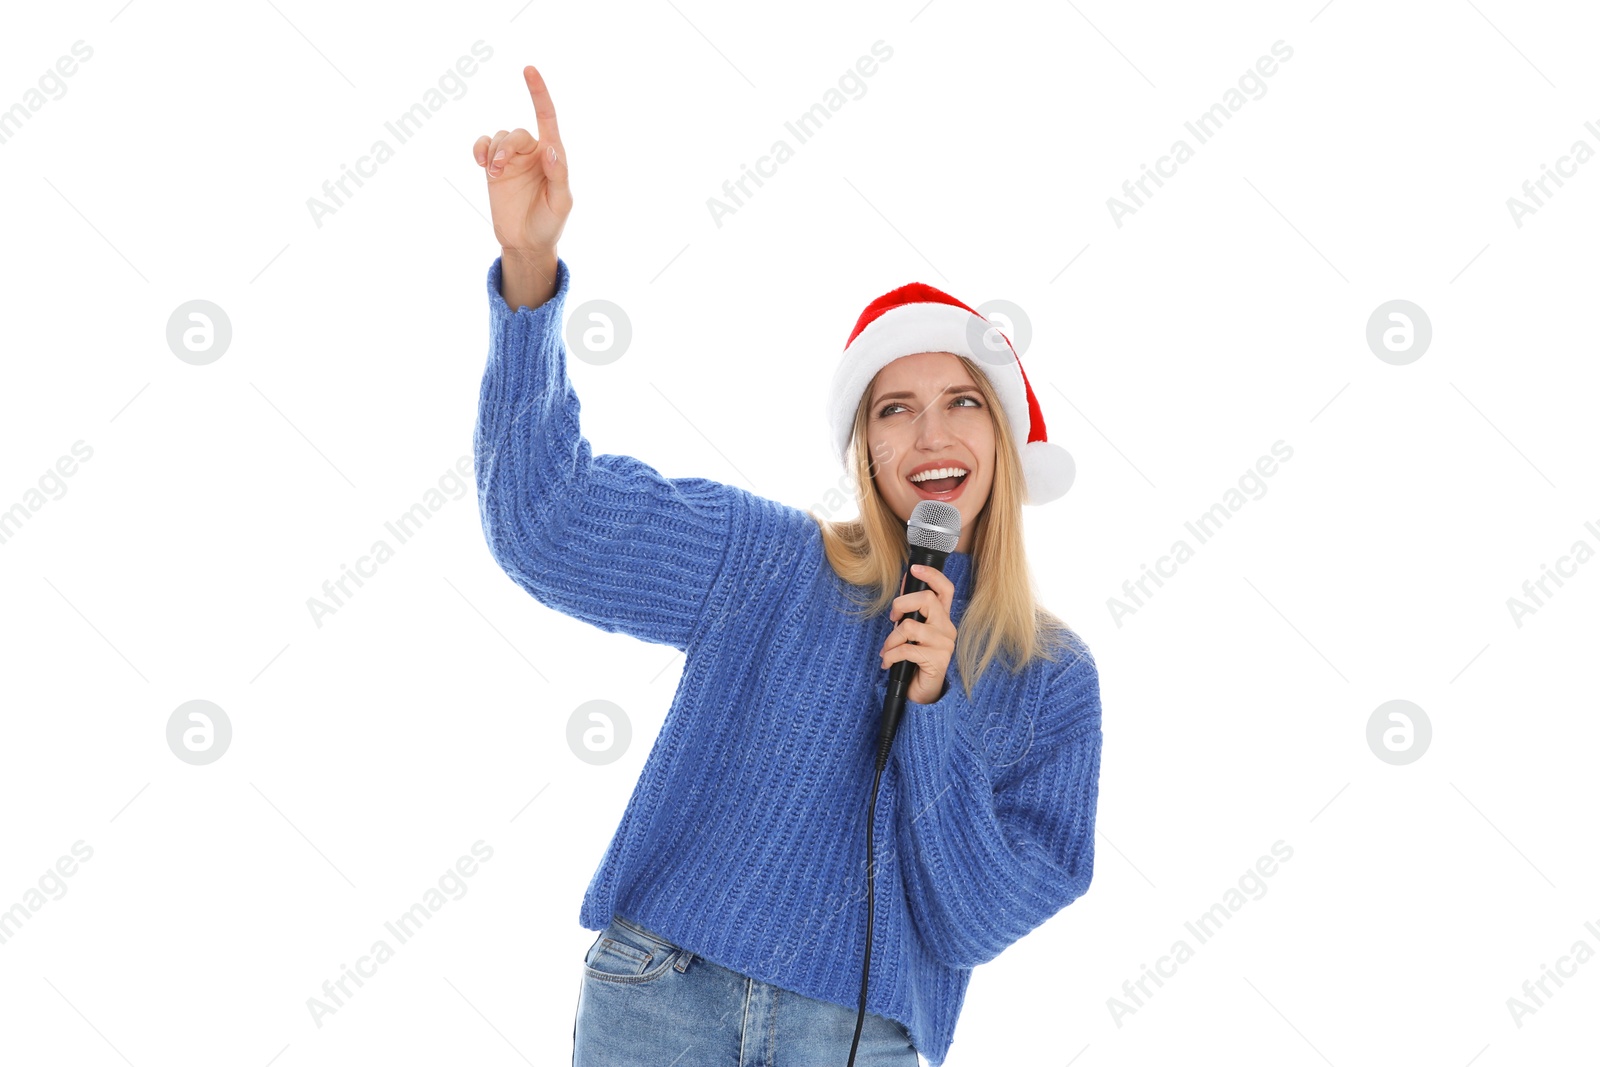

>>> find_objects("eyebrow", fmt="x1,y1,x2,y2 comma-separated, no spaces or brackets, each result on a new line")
872,384,981,407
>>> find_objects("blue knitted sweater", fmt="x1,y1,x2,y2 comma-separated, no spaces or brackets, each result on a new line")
474,255,1102,1065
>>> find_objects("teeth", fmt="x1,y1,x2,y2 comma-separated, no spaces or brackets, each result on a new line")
910,467,969,483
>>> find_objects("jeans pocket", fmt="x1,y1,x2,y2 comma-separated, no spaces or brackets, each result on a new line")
582,919,681,985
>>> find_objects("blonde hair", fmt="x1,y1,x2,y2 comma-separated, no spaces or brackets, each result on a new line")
806,354,1078,700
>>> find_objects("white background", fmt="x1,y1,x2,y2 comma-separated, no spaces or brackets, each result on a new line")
2,1,1597,1064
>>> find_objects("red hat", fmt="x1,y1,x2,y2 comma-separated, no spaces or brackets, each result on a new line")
828,280,1076,505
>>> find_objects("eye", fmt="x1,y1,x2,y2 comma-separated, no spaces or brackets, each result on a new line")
877,395,982,418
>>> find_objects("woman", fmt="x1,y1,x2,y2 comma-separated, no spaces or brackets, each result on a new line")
472,66,1102,1067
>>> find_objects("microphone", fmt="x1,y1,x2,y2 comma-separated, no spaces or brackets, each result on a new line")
849,498,962,1067
875,499,962,771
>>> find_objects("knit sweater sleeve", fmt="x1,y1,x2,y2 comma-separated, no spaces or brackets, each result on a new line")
474,254,739,651
890,638,1102,970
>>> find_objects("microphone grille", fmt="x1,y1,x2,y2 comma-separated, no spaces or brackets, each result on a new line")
907,499,962,553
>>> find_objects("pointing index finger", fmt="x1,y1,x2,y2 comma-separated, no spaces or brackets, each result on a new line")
522,65,562,148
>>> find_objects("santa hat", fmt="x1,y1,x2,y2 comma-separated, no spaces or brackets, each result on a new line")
828,280,1076,505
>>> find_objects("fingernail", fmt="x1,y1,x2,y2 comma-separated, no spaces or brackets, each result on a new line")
493,148,506,161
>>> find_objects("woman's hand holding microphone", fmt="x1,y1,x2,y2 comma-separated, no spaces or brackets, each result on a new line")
883,564,958,705
472,64,572,311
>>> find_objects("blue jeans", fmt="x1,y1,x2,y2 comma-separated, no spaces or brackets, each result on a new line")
573,913,920,1066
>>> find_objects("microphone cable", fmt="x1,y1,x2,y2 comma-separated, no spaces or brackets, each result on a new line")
845,739,891,1067
846,500,961,1067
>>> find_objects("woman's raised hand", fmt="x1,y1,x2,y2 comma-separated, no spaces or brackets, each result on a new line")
473,65,570,308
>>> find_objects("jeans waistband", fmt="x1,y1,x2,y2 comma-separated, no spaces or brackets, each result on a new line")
612,913,688,959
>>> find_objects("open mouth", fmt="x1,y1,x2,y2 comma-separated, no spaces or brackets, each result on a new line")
908,470,969,500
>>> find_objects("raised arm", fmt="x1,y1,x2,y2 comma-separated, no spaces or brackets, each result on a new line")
475,254,741,649
471,67,746,650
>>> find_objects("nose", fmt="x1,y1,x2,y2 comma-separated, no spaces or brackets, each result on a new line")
914,404,953,449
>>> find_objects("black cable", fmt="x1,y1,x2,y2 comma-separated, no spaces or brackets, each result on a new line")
847,526,953,1065
846,734,893,1066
